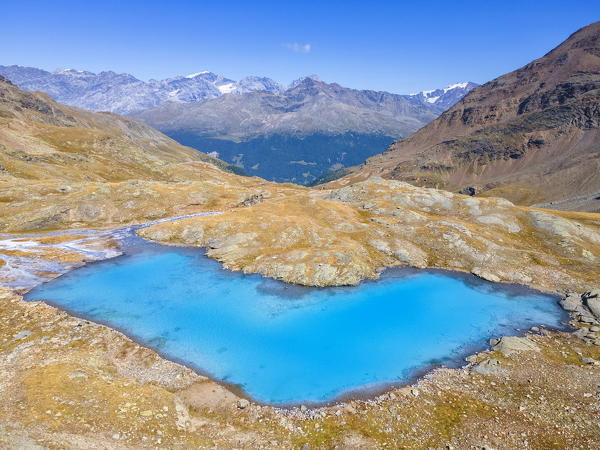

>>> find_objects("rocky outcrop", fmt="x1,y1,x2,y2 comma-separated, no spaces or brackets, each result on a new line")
560,293,584,312
583,289,600,318
471,268,501,283
558,291,600,343
471,358,505,375
140,178,600,293
492,337,540,356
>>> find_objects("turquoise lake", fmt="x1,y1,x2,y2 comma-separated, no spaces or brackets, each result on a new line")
25,240,565,405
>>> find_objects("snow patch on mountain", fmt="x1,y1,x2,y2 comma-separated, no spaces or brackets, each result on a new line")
217,82,236,94
444,82,468,92
185,71,210,78
411,82,478,109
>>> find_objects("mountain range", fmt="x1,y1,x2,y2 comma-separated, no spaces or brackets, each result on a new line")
0,66,284,114
335,21,600,212
131,77,477,182
0,66,474,115
0,65,476,183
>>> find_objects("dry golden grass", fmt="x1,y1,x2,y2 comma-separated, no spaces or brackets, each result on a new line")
141,178,600,293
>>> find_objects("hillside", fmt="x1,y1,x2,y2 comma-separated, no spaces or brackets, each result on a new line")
339,22,600,212
0,75,280,231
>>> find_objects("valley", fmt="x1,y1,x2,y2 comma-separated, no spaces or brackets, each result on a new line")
0,15,599,450
1,66,476,183
165,131,395,183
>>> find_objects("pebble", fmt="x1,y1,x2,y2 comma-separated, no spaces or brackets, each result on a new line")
574,328,587,340
300,405,308,412
581,356,599,365
68,371,87,380
590,326,600,332
343,404,356,414
237,399,250,409
13,330,32,341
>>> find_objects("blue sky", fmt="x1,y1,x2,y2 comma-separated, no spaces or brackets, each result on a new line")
2,0,598,93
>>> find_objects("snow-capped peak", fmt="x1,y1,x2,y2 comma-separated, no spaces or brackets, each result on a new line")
185,71,210,79
443,82,468,93
53,68,85,75
410,82,476,105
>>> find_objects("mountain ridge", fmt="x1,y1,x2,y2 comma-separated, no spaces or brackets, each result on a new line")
0,64,475,115
0,74,244,182
128,77,476,183
0,66,284,114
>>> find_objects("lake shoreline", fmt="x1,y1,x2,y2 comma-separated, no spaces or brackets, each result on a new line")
23,235,573,408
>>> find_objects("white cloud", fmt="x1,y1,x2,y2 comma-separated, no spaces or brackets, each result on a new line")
284,42,311,53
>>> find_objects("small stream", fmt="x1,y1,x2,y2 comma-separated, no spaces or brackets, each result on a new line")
0,212,220,290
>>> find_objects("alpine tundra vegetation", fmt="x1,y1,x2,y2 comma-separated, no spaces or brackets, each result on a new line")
0,3,599,449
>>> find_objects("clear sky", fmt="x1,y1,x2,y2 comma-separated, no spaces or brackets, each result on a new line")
2,0,598,93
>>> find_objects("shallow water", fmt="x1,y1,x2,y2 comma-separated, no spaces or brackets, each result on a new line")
26,240,565,405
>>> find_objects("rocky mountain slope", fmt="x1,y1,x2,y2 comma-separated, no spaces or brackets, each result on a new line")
0,65,474,116
131,77,476,183
133,76,446,140
0,65,476,184
338,22,600,212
